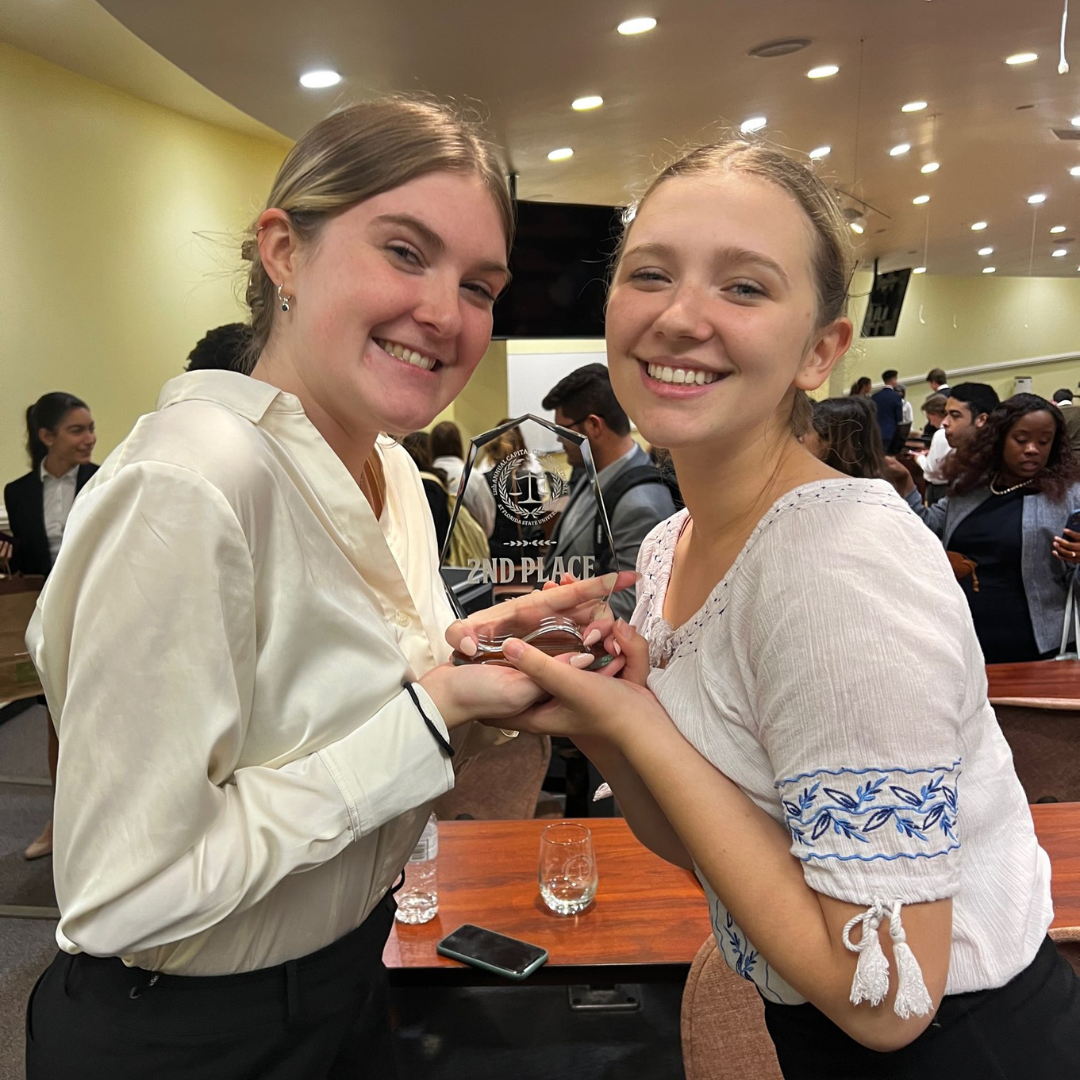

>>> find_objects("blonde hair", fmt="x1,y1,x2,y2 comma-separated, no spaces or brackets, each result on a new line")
613,141,855,436
241,98,513,370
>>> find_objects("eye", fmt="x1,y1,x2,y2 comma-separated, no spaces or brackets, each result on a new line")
462,281,497,303
387,242,422,266
627,268,671,285
727,281,767,299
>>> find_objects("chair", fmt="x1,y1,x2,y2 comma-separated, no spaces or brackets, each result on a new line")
993,705,1080,803
433,733,551,820
681,934,783,1080
1050,925,1080,977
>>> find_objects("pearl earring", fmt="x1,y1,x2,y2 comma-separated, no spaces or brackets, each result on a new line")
277,283,291,313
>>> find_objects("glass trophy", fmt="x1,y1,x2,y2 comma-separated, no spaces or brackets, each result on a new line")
439,414,619,667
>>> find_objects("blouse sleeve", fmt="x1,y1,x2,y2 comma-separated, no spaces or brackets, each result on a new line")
736,496,975,1015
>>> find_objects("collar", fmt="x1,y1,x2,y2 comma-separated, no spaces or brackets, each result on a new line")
39,460,79,483
595,442,641,481
157,370,302,424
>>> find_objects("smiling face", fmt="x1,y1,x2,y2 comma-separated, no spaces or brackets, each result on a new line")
262,171,509,441
1000,409,1057,483
605,172,847,454
41,407,96,472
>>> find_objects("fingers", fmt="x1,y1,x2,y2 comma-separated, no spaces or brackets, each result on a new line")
445,619,478,656
502,637,591,699
613,620,651,686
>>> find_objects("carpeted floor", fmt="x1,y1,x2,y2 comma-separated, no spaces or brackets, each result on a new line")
0,705,686,1080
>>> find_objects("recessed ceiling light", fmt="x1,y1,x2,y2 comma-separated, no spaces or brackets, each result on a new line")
1005,52,1039,65
849,222,865,234
807,64,839,79
617,16,656,35
547,147,574,161
921,162,940,174
913,266,927,274
1071,166,1080,177
889,143,911,156
1052,225,1068,233
983,266,997,273
572,95,604,111
913,194,931,204
971,221,989,230
901,101,928,112
978,246,994,255
1028,193,1047,204
299,69,341,88
808,145,831,159
740,116,768,133
1054,248,1069,256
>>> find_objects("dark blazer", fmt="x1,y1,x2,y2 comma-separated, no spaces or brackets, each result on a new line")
4,463,98,577
871,386,904,450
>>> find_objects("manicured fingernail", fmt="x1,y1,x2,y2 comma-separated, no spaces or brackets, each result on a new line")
614,618,629,636
602,572,619,588
583,628,602,647
502,638,525,660
613,640,622,656
570,653,595,668
459,637,478,657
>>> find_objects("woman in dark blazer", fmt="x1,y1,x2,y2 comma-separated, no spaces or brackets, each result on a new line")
3,392,97,858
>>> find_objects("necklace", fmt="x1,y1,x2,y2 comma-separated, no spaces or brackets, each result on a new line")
988,473,1033,496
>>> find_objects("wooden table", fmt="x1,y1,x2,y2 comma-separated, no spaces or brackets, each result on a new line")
1033,803,1080,931
384,808,1080,985
986,660,1080,710
384,818,707,986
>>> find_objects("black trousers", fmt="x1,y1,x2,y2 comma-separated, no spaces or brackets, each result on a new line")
764,936,1080,1079
26,895,398,1080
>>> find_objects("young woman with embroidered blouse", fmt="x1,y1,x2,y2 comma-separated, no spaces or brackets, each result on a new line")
451,143,1080,1077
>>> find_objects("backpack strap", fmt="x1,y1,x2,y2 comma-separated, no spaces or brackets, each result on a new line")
592,465,668,573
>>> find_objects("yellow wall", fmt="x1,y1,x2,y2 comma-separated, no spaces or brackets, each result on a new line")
1,43,287,480
837,271,1080,403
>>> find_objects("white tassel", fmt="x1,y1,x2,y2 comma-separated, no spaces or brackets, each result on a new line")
842,903,890,1007
888,901,934,1018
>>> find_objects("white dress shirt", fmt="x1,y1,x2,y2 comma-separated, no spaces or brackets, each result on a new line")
28,371,492,975
434,454,496,536
916,426,953,485
40,460,79,565
633,479,1052,1003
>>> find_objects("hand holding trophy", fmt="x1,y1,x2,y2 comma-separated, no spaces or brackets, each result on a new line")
439,415,629,669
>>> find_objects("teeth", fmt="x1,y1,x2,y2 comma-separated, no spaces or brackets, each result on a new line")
646,362,720,386
376,339,437,371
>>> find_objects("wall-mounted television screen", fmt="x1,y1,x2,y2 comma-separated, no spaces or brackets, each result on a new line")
492,200,624,339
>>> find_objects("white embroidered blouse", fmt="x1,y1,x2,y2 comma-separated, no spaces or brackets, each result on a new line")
632,478,1053,1004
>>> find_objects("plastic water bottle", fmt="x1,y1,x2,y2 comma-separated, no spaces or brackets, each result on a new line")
395,812,438,924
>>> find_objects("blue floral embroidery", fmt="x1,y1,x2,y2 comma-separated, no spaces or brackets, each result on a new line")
778,763,961,863
710,899,797,1004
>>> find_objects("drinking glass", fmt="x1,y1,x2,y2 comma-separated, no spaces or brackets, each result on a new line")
538,822,598,915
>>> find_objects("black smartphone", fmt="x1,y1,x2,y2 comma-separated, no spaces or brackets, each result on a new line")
436,924,548,981
1065,509,1080,535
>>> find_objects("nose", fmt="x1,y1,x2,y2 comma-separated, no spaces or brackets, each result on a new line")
651,282,714,342
414,273,463,340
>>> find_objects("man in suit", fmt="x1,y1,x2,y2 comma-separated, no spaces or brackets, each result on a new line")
872,369,905,453
541,363,676,622
926,366,951,399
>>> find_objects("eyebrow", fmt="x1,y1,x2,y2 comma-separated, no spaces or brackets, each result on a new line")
372,213,510,279
622,241,791,288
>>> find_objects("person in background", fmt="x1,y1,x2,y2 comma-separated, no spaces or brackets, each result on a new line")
23,97,589,1080
895,383,914,443
941,383,1000,458
807,397,887,481
872,370,905,453
1053,388,1080,454
541,362,676,621
849,376,872,397
926,367,951,398
921,392,947,440
400,431,451,552
185,323,253,373
430,419,496,536
456,139,1080,1076
897,394,1080,662
915,394,952,505
3,393,97,860
475,423,543,561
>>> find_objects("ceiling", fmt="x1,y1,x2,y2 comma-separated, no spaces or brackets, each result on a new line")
8,0,1080,278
